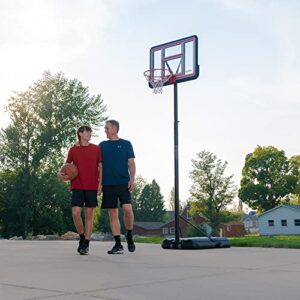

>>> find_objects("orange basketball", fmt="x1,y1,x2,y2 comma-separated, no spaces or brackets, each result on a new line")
60,163,78,180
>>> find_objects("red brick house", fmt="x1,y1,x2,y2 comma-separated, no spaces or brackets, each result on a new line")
133,206,207,237
133,222,164,236
220,222,246,237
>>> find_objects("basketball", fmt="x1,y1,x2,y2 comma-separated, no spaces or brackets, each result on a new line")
60,163,78,180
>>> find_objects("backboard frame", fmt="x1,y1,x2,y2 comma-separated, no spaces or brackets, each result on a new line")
148,35,199,88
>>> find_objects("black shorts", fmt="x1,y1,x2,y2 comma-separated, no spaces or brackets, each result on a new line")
101,185,131,209
71,189,98,208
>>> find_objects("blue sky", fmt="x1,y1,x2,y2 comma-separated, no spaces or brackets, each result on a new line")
0,0,299,208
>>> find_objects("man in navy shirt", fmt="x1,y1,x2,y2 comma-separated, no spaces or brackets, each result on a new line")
100,120,136,254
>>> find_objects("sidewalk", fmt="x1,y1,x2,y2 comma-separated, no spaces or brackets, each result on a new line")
0,240,299,300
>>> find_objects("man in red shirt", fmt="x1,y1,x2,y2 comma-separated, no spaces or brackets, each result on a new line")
58,125,102,255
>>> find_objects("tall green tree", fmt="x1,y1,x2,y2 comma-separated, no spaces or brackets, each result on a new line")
166,187,183,211
131,175,147,214
136,179,166,222
189,150,237,235
0,71,107,237
290,155,300,199
238,146,298,212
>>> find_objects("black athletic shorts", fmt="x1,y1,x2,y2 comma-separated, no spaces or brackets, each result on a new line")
71,189,98,208
101,185,131,209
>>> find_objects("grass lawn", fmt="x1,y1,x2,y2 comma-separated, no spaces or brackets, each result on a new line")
134,235,300,249
229,235,300,249
134,236,164,244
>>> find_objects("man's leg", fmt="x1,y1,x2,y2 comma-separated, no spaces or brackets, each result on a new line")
107,208,123,254
84,207,94,240
72,206,85,253
109,208,121,235
79,207,94,255
123,204,135,252
72,206,84,235
122,204,134,231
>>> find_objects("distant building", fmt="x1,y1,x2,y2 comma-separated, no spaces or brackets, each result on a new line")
220,222,246,237
258,205,300,236
133,205,207,237
133,222,164,236
242,211,259,233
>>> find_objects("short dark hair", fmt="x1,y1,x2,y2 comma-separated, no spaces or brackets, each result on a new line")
106,120,119,132
77,125,92,141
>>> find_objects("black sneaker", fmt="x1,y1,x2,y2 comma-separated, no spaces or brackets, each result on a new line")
107,244,124,255
77,239,85,253
127,238,136,252
79,243,89,255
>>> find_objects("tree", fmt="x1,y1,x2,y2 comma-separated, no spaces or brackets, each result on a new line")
238,146,298,212
166,187,183,211
0,71,107,237
130,175,147,214
136,179,166,222
189,150,237,235
290,155,300,198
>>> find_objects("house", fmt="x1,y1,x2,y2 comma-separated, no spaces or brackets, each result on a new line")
242,211,259,233
133,222,164,236
258,205,300,236
161,205,207,237
220,222,246,237
133,205,207,237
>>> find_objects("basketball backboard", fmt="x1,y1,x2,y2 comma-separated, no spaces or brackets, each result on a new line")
147,35,199,89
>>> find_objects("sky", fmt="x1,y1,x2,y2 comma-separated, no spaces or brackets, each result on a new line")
0,0,299,209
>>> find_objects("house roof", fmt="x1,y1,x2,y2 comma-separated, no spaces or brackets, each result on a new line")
258,205,300,218
285,204,300,210
134,222,164,230
241,212,258,221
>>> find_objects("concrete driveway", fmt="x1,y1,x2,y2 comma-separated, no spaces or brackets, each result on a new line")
0,240,299,300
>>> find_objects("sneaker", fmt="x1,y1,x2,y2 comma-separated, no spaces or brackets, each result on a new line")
77,239,85,253
107,244,124,255
79,243,89,255
127,238,136,253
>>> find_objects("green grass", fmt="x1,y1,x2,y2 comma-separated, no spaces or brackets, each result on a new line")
134,235,300,249
229,235,300,249
134,236,165,244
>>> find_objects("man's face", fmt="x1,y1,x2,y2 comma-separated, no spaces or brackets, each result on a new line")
79,130,92,141
104,123,117,138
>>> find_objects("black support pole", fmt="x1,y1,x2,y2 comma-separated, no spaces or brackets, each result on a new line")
173,82,180,248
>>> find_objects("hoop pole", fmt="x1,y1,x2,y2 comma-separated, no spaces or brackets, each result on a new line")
173,82,180,248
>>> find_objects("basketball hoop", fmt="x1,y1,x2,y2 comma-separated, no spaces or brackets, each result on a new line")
144,69,173,94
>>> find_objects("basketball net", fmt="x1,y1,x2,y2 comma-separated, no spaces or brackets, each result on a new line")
144,69,172,94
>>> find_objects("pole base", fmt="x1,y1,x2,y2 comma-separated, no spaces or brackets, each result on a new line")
161,237,230,249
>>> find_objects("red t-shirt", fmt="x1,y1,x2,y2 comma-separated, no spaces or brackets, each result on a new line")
66,143,102,190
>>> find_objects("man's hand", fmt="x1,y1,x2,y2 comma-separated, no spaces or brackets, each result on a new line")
57,171,70,181
128,178,134,192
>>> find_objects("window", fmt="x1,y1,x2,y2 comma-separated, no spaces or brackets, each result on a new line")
170,227,175,234
227,225,231,231
268,220,274,227
162,228,168,235
281,220,287,226
294,219,300,226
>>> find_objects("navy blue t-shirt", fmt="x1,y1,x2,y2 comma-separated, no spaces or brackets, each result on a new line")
99,139,135,186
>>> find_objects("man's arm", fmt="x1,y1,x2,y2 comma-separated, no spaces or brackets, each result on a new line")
128,158,136,192
98,162,102,194
57,148,72,181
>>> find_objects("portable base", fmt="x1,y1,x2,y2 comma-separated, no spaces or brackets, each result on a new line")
161,237,230,249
